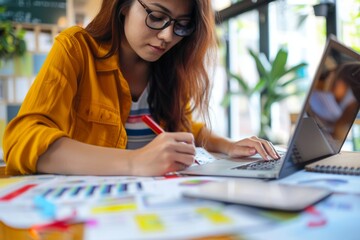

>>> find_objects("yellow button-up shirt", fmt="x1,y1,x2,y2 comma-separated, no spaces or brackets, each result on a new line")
3,26,204,175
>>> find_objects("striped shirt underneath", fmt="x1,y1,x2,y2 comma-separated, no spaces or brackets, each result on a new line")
125,86,156,149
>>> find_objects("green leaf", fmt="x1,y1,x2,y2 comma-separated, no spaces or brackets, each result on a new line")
279,75,303,88
220,91,244,107
17,29,26,39
0,7,27,59
248,48,271,80
228,71,250,94
282,62,307,78
220,93,232,107
270,48,288,81
251,79,266,95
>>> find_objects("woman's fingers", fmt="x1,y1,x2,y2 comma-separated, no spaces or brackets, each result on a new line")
249,136,280,159
155,132,196,168
228,136,280,160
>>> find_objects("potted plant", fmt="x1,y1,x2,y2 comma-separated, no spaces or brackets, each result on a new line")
222,47,308,141
0,6,27,68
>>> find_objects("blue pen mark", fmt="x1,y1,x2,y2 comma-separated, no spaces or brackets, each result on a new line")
118,183,128,193
55,187,69,198
71,186,84,196
86,185,98,197
101,184,112,195
42,188,54,197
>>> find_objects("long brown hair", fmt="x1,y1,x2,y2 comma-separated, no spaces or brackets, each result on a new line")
86,0,217,132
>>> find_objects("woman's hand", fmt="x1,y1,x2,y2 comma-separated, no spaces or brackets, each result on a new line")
227,136,280,160
128,132,196,176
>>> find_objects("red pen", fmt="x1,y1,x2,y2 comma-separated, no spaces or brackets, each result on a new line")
141,115,200,165
141,115,164,135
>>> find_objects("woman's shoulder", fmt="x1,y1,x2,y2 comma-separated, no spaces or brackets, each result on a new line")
56,26,102,53
58,26,92,40
55,26,117,69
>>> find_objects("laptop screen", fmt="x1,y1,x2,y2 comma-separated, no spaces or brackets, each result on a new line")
286,37,360,166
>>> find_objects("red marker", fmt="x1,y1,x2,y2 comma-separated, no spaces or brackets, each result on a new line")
141,115,200,165
141,115,164,135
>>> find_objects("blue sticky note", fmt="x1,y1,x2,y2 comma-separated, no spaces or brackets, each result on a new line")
34,195,56,218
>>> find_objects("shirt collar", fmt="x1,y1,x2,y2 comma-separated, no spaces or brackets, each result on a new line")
94,42,120,72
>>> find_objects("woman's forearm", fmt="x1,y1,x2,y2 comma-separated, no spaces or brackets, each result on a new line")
37,137,132,175
197,127,233,154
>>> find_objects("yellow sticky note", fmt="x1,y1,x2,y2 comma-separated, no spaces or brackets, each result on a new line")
91,203,137,214
197,207,232,224
135,214,165,232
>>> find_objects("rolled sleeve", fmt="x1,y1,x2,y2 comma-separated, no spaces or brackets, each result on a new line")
3,30,82,175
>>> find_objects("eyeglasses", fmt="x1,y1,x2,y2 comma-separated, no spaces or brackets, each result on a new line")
352,68,360,78
137,0,195,37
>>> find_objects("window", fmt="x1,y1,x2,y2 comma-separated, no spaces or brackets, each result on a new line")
212,0,359,144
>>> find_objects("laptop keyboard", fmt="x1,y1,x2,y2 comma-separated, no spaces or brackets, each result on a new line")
233,149,286,171
194,147,286,170
233,159,282,170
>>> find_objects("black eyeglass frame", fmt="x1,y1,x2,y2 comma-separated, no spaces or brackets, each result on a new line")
352,67,360,78
137,0,195,37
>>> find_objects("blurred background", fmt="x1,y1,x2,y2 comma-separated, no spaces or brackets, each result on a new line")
0,0,359,151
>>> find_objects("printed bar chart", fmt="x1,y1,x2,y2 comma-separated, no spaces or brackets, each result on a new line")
41,182,143,201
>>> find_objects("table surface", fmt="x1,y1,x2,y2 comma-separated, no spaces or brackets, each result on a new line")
1,157,359,240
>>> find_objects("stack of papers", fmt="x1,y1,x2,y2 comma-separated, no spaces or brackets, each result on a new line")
0,175,270,239
1,171,360,239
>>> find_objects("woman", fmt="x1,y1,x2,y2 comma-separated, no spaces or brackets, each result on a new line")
3,0,279,176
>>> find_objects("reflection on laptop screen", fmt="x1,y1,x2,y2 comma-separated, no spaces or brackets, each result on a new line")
289,37,360,165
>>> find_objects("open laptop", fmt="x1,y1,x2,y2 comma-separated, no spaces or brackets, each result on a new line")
180,36,360,179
